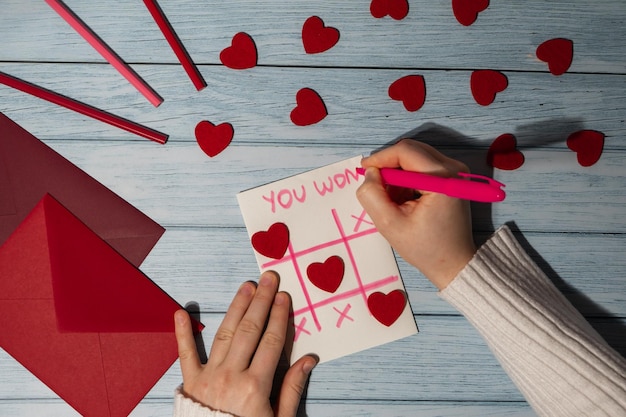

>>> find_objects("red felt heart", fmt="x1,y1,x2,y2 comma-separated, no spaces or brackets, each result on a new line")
290,88,328,126
367,290,407,327
370,0,409,20
567,130,605,167
388,75,426,112
470,70,508,106
195,120,234,157
487,133,525,171
302,16,340,54
536,38,573,76
306,255,344,293
452,0,490,26
220,32,257,70
251,223,290,260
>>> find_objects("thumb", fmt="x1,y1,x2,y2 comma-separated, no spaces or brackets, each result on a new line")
275,355,317,417
356,167,402,226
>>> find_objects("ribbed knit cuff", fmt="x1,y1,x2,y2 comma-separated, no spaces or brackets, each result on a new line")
439,225,626,417
173,386,236,417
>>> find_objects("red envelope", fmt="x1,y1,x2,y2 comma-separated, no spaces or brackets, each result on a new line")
0,194,200,417
0,112,164,266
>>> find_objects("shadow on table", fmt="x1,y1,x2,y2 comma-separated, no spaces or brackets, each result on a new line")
368,122,626,358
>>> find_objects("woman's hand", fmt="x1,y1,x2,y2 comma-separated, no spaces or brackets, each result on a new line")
174,271,317,417
357,139,477,290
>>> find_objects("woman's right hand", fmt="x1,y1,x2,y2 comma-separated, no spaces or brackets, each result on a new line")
356,139,477,290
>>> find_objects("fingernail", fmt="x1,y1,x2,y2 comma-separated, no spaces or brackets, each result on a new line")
174,310,186,325
275,292,290,306
259,272,275,287
303,358,316,375
239,282,254,296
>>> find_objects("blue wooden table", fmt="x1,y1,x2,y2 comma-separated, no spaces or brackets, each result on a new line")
1,1,624,415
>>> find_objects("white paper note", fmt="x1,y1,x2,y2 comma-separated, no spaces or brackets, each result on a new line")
237,156,418,364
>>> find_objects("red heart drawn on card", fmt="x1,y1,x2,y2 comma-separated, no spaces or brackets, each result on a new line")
370,0,409,20
567,130,605,167
306,255,344,293
290,88,328,126
388,75,426,112
251,223,290,260
220,32,257,70
487,133,525,171
452,0,489,26
302,16,340,54
367,290,407,327
470,70,508,106
536,38,573,76
195,120,234,157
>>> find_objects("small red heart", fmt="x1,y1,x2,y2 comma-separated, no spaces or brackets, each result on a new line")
302,16,340,54
220,32,257,70
195,120,234,157
536,38,573,76
487,133,525,171
470,70,508,106
251,223,290,260
367,290,407,327
388,75,426,112
370,0,409,20
452,0,489,26
567,130,605,167
290,88,328,126
306,255,344,293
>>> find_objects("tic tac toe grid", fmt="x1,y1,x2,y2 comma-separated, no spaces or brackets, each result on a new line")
260,208,401,340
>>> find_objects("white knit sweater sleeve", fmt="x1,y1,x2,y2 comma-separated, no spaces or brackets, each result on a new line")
439,225,626,417
173,386,236,417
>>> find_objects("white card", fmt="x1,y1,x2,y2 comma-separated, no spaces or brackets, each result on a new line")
237,156,418,364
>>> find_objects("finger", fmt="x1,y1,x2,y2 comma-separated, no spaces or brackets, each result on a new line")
225,271,279,368
248,291,290,383
356,166,404,227
208,281,256,364
275,355,317,417
174,309,202,381
361,139,445,174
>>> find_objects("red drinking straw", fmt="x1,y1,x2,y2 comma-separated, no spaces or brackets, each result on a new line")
0,71,168,144
143,0,207,91
45,0,164,107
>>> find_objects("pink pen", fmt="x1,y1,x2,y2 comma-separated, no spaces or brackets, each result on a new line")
356,167,506,203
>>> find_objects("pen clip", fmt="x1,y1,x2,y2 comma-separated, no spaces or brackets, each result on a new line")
457,172,506,189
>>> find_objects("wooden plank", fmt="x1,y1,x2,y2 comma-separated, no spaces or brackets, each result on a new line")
1,0,625,74
0,63,624,148
137,228,626,317
1,316,623,402
0,399,537,417
10,141,622,234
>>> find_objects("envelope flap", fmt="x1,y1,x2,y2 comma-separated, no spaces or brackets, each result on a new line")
0,112,164,266
0,197,53,299
42,194,182,332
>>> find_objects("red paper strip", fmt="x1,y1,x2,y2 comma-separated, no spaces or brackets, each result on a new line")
45,0,164,107
0,72,168,144
143,0,207,91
